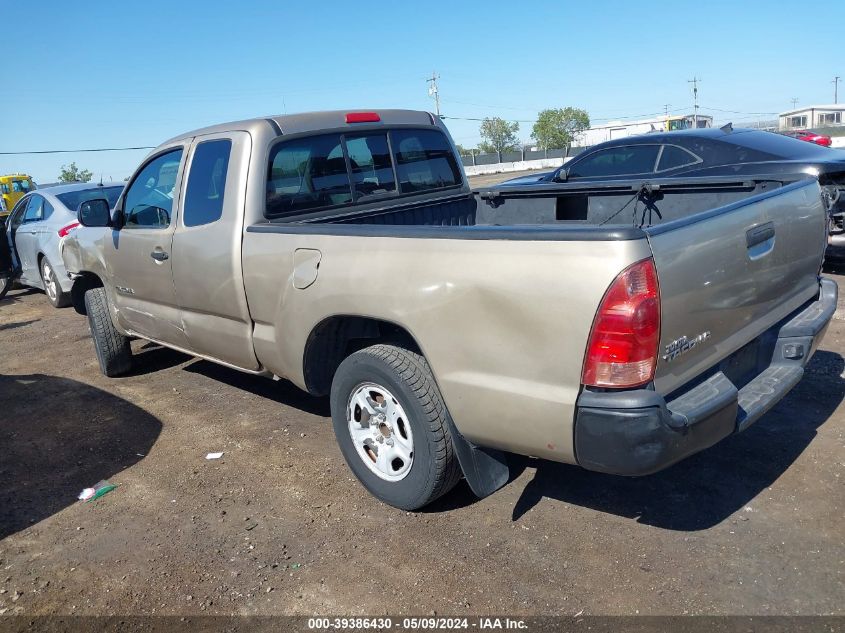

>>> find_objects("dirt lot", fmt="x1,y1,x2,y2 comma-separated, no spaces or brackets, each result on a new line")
0,267,843,617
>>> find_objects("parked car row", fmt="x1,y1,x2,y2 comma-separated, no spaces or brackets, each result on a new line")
781,129,833,147
0,183,123,305
0,113,840,510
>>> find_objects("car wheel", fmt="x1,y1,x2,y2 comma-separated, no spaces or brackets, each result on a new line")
330,344,461,510
40,257,70,308
84,286,132,377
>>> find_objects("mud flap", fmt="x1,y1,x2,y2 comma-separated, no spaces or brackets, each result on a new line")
447,419,510,498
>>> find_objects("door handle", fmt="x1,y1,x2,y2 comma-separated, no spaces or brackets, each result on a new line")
746,222,775,249
150,250,169,262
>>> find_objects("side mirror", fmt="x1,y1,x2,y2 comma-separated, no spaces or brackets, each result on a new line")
77,199,112,227
553,167,569,183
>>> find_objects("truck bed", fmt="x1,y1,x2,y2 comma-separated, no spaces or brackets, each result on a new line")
295,175,801,230
245,175,827,463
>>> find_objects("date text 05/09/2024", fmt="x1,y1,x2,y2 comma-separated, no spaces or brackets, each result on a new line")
307,617,528,630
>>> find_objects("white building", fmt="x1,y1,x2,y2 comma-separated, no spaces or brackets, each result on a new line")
576,113,713,146
778,105,845,130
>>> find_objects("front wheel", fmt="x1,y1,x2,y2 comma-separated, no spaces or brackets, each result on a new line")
84,286,132,377
330,344,461,510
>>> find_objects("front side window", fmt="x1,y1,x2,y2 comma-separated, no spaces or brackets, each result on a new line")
568,145,660,178
267,134,351,216
392,129,461,194
23,196,44,222
123,149,183,228
345,134,396,199
183,139,232,227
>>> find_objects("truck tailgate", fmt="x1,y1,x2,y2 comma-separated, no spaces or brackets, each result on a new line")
646,179,827,396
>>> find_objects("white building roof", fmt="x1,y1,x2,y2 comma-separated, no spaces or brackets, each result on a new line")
779,104,845,117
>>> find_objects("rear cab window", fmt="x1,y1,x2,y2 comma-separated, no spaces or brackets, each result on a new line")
265,127,461,218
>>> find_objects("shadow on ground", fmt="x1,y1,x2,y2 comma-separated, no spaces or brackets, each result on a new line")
0,319,39,332
508,350,845,530
185,360,330,417
125,342,192,377
0,373,162,540
0,287,40,305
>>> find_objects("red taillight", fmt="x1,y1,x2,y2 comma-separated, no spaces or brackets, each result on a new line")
58,221,80,238
817,136,832,147
582,258,661,388
345,112,380,123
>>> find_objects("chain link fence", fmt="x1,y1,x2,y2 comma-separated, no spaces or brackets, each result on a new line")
459,146,586,168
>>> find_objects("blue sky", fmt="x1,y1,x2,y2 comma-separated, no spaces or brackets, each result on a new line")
2,0,841,183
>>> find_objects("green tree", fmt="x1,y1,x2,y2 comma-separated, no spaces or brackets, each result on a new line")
531,107,590,150
478,117,520,156
58,162,93,183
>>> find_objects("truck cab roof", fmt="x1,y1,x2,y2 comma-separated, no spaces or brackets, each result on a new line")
161,109,440,146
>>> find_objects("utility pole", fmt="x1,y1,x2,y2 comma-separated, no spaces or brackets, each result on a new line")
663,104,671,131
426,71,441,117
791,97,799,109
688,77,701,127
834,76,841,104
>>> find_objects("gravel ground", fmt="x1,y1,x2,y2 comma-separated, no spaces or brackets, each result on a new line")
0,268,843,617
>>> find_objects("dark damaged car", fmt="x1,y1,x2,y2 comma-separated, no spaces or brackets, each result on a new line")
500,127,845,255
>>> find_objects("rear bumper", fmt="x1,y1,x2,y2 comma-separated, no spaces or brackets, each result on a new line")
827,231,845,258
574,277,837,476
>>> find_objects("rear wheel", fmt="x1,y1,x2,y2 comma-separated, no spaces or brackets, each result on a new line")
330,344,461,510
40,257,70,308
84,286,132,377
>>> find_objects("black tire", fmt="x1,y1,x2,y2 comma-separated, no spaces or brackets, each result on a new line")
330,344,462,510
84,286,132,377
40,257,70,308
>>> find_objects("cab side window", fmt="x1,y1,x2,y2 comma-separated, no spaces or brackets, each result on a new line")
183,140,232,227
123,149,184,229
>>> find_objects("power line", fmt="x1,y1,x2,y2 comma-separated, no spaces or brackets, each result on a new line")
0,146,153,156
698,105,778,115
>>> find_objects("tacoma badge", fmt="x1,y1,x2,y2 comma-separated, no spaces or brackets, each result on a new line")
662,331,711,362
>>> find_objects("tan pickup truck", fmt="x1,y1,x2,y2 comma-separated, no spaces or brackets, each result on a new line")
61,109,837,510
